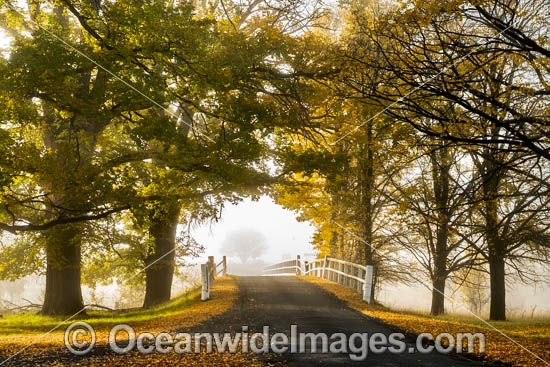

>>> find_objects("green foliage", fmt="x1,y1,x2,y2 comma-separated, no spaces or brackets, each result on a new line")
0,0,298,290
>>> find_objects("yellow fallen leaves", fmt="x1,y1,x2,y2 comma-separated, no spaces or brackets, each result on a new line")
0,277,275,366
300,276,550,367
49,351,270,367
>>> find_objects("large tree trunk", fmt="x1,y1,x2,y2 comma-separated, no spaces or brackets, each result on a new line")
24,0,116,317
141,102,192,309
429,145,450,316
36,0,103,313
430,232,449,316
431,239,448,316
40,224,84,315
483,153,507,321
142,204,180,308
488,250,506,320
486,198,507,321
40,110,91,316
430,274,446,316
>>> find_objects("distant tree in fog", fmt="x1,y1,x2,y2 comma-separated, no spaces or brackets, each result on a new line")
459,268,490,316
221,229,268,263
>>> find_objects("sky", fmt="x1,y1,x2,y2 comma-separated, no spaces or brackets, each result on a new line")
193,195,316,266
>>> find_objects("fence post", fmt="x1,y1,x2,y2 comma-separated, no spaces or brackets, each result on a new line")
208,256,216,281
201,263,210,301
296,255,301,275
317,260,320,277
321,255,328,279
222,256,227,276
363,265,373,303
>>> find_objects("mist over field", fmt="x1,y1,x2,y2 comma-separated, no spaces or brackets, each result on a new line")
2,196,549,316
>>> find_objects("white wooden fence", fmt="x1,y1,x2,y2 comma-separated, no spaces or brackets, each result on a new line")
263,255,374,304
263,256,302,276
201,256,227,301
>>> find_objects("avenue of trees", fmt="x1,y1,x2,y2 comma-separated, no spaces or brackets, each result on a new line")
0,0,548,321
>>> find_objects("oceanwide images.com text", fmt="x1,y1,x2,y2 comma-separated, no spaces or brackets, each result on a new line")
65,322,486,361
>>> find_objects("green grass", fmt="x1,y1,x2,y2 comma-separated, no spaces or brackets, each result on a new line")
386,307,550,342
0,285,202,336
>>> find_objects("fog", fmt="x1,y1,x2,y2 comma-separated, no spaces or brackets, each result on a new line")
1,195,549,316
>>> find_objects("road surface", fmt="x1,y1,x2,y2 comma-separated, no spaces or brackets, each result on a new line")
188,276,486,366
1,276,491,366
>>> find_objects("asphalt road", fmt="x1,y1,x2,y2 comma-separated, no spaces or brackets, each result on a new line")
187,276,487,366
1,276,491,366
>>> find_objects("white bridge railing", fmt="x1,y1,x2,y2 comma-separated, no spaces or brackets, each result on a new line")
263,255,374,304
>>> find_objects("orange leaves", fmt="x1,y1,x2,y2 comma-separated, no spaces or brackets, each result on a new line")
302,276,550,367
0,277,271,366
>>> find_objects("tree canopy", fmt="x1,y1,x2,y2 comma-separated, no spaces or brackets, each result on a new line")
0,0,548,321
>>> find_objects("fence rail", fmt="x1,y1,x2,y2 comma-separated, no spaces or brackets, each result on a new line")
263,258,301,275
263,255,374,303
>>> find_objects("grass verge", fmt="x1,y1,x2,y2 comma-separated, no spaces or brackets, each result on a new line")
0,284,203,336
0,276,270,366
